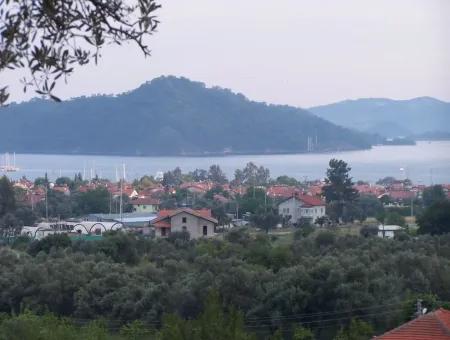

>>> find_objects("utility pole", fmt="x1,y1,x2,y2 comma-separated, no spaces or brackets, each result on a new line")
119,180,123,222
45,187,48,221
264,191,267,213
119,163,125,222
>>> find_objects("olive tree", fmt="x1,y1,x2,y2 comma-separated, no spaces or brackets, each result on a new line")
0,0,160,104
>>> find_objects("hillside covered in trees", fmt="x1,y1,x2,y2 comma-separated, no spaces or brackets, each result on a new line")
0,76,371,156
309,97,450,138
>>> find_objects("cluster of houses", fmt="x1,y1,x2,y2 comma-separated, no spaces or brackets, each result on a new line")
354,180,450,204
11,175,450,241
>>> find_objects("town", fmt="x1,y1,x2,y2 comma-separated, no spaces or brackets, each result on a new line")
1,160,448,242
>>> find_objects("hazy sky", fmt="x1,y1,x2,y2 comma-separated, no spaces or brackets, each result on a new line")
3,0,450,107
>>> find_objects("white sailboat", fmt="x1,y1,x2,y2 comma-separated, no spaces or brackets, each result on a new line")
0,152,20,172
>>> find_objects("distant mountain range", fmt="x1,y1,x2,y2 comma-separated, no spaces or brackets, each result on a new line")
309,97,450,138
0,76,371,156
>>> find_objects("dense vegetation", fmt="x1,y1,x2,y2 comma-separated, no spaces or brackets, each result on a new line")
1,230,450,339
0,76,371,156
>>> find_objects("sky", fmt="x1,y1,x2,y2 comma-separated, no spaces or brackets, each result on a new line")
2,0,450,107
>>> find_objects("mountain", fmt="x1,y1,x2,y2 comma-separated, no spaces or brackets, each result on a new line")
309,97,450,138
0,76,371,156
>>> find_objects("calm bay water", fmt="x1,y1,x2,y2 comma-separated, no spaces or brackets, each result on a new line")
3,141,450,184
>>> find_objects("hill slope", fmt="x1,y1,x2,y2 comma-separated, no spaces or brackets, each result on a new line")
0,76,371,156
309,97,450,137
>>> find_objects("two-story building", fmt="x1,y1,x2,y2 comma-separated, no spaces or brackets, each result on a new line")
278,194,326,224
150,208,218,239
130,197,160,213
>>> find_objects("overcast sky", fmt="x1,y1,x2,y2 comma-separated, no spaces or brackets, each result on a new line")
3,0,450,107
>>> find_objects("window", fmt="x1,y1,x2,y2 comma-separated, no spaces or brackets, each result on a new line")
287,208,290,213
182,217,187,223
203,225,208,236
182,226,187,232
161,228,167,237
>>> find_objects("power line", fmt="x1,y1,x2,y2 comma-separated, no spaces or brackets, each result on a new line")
244,308,405,329
245,301,406,322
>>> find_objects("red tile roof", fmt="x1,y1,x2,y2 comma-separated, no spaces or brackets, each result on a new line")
354,184,385,196
151,208,218,226
180,182,213,192
307,185,323,196
374,309,450,340
267,185,300,198
213,194,230,203
296,194,325,207
278,194,325,207
388,190,416,201
153,220,171,228
130,197,160,206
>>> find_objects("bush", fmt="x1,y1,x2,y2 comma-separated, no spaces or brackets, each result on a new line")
168,231,190,243
417,200,450,235
384,211,406,227
27,233,72,256
360,225,378,238
315,230,336,247
294,225,315,240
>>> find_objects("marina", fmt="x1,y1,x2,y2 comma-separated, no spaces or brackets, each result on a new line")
2,141,450,184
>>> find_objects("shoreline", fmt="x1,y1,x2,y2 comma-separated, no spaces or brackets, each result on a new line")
0,146,372,159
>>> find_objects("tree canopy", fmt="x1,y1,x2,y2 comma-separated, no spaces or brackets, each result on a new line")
322,159,358,222
418,200,450,235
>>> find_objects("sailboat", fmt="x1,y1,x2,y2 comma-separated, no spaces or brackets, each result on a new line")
0,152,20,172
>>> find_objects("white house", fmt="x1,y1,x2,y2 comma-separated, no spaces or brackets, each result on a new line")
130,197,160,213
151,208,218,239
278,195,326,223
378,224,403,239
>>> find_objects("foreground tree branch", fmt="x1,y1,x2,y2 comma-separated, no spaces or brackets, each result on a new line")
0,0,160,104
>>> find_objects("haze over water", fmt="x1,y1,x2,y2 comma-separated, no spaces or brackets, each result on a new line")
2,141,449,184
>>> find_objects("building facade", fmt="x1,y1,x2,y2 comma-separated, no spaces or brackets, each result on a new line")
151,208,217,239
130,197,160,213
377,225,403,239
278,195,326,223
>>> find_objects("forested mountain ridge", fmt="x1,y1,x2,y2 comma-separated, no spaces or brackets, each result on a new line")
309,97,450,138
0,76,371,156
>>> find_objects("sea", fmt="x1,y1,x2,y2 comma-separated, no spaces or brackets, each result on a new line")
2,141,450,184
